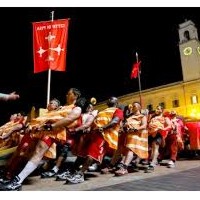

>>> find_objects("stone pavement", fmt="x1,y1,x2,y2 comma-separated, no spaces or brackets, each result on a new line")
20,158,200,191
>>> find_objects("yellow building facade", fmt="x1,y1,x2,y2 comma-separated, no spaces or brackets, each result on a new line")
95,20,200,119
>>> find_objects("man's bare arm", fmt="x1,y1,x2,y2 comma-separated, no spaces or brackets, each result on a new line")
51,107,82,130
0,92,20,101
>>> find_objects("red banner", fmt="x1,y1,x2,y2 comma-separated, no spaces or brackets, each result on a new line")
33,19,69,73
130,61,141,79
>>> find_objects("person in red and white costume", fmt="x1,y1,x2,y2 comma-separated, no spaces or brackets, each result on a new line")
147,105,172,171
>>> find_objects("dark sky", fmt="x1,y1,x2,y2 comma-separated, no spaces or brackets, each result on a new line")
0,7,200,123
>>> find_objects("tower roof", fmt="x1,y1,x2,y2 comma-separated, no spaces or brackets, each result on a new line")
179,20,195,29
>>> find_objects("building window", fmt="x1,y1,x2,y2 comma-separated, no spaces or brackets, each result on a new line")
172,99,180,108
147,104,153,112
184,30,190,41
159,102,166,109
191,95,198,104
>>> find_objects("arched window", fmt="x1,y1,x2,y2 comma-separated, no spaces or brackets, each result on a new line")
172,99,180,108
184,30,190,41
191,95,198,104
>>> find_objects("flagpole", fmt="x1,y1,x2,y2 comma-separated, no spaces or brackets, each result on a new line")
136,52,142,106
47,11,54,107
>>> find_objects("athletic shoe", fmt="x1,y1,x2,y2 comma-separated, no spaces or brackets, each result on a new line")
66,171,84,184
0,176,22,191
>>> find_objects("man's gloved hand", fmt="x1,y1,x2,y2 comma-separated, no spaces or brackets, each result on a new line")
128,128,138,132
99,127,104,133
42,124,53,131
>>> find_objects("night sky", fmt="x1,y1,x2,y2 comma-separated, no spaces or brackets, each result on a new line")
0,7,200,123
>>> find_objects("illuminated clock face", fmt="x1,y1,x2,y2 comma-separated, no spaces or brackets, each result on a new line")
197,47,200,54
183,47,192,55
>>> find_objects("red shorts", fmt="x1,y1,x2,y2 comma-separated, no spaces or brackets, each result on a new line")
84,131,108,163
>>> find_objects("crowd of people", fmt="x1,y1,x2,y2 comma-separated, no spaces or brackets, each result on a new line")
0,88,190,191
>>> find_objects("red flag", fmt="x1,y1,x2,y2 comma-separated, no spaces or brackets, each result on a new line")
130,61,141,79
33,19,69,73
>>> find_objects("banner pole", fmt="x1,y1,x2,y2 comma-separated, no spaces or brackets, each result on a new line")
47,11,54,107
136,52,142,106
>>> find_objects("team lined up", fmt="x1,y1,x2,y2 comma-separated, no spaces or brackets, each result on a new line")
0,88,188,190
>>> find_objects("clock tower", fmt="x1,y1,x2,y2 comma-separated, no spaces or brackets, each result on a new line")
179,20,200,82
